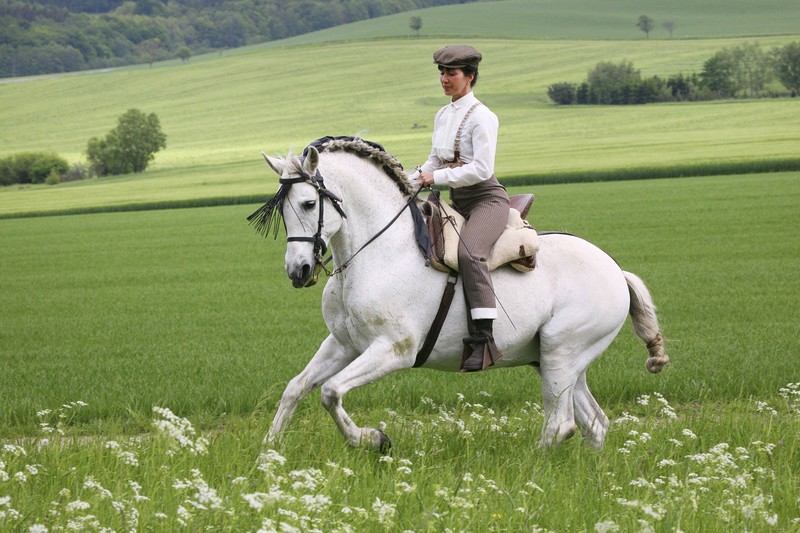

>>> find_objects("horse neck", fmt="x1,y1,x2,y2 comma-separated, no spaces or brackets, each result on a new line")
321,153,418,269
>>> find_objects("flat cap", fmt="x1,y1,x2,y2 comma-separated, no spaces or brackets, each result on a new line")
433,45,482,69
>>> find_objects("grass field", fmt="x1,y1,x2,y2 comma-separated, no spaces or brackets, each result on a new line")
1,173,799,530
1,1,799,529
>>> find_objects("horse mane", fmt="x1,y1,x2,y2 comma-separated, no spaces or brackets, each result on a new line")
308,136,416,197
248,137,418,239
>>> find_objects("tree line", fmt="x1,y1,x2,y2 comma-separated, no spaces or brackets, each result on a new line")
0,0,470,78
548,42,800,106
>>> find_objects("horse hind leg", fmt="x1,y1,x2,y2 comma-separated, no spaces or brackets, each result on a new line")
266,335,357,446
573,371,609,449
538,331,619,448
537,360,578,447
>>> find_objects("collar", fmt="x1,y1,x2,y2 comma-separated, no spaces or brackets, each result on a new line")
448,91,477,110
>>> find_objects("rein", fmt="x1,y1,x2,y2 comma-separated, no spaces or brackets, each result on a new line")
330,185,426,276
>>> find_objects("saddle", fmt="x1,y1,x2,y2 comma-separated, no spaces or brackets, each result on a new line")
423,193,539,273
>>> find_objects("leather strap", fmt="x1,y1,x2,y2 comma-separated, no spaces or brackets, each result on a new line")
452,102,482,163
413,270,459,368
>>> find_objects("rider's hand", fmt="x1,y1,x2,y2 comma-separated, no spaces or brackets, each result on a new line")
419,171,435,188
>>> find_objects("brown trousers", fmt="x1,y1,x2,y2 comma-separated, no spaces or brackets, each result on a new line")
450,176,510,314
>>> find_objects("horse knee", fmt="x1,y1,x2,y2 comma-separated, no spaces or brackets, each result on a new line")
320,383,340,411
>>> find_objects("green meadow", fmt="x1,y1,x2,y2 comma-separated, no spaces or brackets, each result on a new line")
1,0,799,529
1,174,799,530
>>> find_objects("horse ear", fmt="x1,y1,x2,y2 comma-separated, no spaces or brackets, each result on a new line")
261,152,285,176
303,146,319,175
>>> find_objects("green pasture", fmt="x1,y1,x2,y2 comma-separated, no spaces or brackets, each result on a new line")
1,173,799,530
2,36,799,216
2,172,798,431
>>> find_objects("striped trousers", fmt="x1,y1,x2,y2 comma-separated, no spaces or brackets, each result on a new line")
450,176,510,320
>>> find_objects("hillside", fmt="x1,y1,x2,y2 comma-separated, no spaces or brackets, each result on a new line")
272,0,800,45
0,0,464,78
0,0,799,216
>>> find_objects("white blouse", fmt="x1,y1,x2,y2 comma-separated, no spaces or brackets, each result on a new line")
420,91,499,188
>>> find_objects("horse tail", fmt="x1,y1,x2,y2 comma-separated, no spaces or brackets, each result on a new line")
623,271,669,374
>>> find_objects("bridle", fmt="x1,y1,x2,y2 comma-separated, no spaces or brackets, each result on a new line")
281,169,347,267
248,145,429,287
247,160,347,287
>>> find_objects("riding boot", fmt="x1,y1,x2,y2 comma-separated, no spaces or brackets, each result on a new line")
461,319,503,372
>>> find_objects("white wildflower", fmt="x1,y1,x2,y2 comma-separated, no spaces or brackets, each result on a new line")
395,481,416,494
681,428,697,439
372,497,396,525
595,520,620,533
152,406,209,455
65,500,90,513
83,477,113,500
299,494,332,513
257,449,287,475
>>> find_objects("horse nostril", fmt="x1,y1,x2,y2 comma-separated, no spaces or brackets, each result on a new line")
300,264,311,280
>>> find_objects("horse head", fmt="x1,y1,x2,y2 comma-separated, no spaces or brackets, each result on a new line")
253,146,346,288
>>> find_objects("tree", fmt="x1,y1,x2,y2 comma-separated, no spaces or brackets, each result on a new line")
636,15,654,39
701,49,738,97
86,109,166,176
661,20,675,38
587,60,642,104
176,46,192,63
409,15,422,36
773,41,800,96
735,42,771,97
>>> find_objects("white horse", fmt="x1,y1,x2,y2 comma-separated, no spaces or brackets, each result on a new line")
251,137,668,452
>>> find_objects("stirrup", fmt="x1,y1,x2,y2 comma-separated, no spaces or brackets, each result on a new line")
460,335,502,372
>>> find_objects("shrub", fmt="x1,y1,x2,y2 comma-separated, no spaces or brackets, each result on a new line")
62,162,96,182
0,152,69,186
547,82,576,105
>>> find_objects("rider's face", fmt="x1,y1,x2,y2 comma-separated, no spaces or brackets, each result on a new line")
439,67,473,101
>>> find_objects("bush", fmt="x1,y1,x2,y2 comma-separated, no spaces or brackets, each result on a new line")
62,162,95,182
547,82,576,105
0,152,69,186
87,109,167,176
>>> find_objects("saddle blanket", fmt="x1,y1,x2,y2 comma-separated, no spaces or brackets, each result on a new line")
425,195,539,273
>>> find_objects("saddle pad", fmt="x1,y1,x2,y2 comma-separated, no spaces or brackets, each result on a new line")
429,201,539,273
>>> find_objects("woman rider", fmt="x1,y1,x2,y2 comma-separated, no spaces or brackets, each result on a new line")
416,45,511,372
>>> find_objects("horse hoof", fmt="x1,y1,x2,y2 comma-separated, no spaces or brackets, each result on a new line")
378,431,392,454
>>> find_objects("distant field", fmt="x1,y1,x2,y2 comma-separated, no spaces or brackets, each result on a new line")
1,36,799,216
268,0,800,44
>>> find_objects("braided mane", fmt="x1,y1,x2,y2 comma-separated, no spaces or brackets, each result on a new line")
310,136,416,197
248,136,419,239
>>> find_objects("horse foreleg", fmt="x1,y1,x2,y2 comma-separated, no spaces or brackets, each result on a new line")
573,371,609,449
319,337,413,452
266,334,357,445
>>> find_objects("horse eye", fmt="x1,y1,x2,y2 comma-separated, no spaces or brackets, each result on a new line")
302,200,317,210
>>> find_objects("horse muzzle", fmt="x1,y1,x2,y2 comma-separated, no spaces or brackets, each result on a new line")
287,261,322,288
